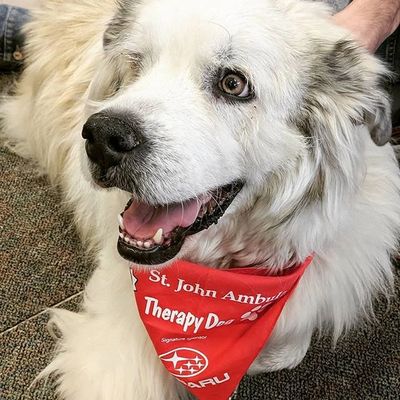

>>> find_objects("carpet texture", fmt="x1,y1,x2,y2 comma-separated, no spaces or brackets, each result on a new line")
0,141,93,399
0,80,399,400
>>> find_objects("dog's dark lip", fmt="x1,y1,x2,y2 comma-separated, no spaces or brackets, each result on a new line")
117,180,244,265
118,240,182,266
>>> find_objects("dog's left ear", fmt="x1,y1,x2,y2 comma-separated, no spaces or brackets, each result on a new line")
296,40,392,148
365,98,392,146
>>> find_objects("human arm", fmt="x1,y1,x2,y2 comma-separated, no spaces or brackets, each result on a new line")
333,0,400,52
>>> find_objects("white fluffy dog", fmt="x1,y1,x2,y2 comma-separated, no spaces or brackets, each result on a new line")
2,0,400,399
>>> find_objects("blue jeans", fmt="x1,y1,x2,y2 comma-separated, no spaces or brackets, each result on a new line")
0,5,30,71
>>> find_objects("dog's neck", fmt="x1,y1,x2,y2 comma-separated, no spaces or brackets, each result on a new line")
185,151,366,272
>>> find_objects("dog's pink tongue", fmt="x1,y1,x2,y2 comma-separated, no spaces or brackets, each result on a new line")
123,198,203,240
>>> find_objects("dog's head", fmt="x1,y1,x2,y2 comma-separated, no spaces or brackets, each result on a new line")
82,0,391,266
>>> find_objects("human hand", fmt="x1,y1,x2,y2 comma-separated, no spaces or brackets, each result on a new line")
333,0,400,52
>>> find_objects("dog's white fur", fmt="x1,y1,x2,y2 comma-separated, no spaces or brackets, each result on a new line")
2,0,400,399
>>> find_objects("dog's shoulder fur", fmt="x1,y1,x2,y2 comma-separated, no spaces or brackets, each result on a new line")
2,0,121,244
2,0,400,399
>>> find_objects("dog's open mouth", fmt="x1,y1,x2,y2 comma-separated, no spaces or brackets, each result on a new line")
117,181,243,265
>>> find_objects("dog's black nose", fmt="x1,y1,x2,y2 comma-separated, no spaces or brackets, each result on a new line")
82,112,141,169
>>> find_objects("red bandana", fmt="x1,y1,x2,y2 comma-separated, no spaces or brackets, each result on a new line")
131,256,312,400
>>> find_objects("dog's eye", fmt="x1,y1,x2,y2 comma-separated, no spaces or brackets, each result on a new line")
219,72,251,98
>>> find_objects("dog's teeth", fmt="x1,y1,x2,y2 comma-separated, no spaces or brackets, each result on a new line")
153,228,163,245
137,241,143,247
123,236,130,244
144,241,152,249
118,214,125,230
119,233,124,240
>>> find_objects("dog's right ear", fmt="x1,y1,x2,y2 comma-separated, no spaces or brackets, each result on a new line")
103,0,136,50
87,1,138,104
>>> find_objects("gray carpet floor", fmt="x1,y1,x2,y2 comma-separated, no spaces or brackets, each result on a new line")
0,143,94,399
0,79,399,400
